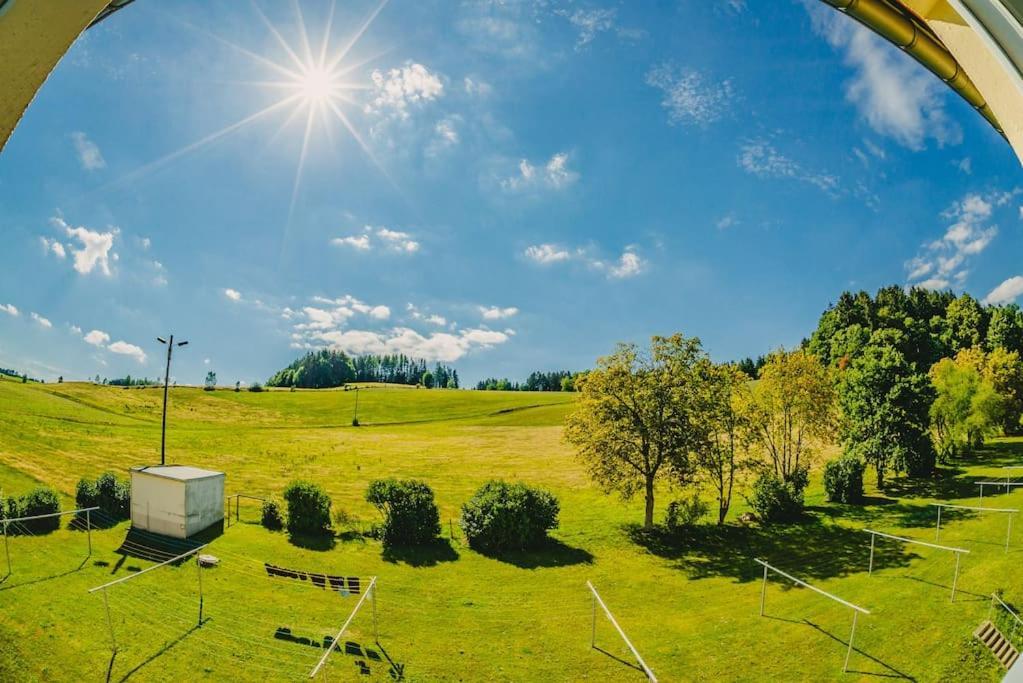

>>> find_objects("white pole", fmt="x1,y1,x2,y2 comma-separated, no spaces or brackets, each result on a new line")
980,483,985,502
935,506,942,541
86,509,92,558
102,587,118,653
586,582,657,682
372,582,378,643
951,552,961,603
843,611,858,673
591,591,596,648
868,533,876,575
196,556,204,626
1007,515,1013,554
760,564,768,615
2,521,10,577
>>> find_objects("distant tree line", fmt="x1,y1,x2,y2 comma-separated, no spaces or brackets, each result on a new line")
0,368,40,383
266,350,459,389
476,370,579,392
106,375,160,387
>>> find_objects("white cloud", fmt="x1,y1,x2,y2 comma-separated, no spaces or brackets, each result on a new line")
427,116,461,157
50,217,117,276
805,2,960,150
83,329,110,347
502,152,578,192
524,244,572,264
524,243,647,279
645,64,734,126
224,288,242,301
559,8,617,48
426,314,447,326
479,306,519,320
716,214,740,230
984,277,1023,305
30,312,52,329
308,326,510,363
955,157,972,175
463,77,492,96
69,324,82,335
70,131,106,171
332,234,372,250
906,191,1014,289
369,305,391,320
366,62,444,119
40,237,67,259
0,303,19,317
738,140,839,194
108,341,147,364
332,226,419,253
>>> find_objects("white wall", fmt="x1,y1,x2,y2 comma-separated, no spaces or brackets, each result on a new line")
130,473,187,538
184,475,225,537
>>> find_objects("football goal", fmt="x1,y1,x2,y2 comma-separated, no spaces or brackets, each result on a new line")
932,502,1017,552
754,558,869,674
863,529,969,602
1,506,98,579
308,576,378,679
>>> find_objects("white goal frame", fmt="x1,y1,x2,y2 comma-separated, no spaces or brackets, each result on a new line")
863,529,969,602
754,558,869,674
978,480,1023,500
1,506,99,578
309,576,378,679
87,543,208,654
932,502,1017,552
587,581,657,682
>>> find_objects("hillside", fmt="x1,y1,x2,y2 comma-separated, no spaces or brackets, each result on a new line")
0,379,1019,681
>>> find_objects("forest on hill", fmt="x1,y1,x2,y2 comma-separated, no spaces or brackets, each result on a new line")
266,349,459,389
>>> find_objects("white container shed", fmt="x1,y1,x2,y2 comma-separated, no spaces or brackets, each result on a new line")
130,466,225,539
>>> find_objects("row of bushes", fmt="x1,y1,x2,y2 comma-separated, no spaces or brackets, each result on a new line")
262,479,560,553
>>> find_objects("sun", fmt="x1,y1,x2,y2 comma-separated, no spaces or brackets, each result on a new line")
297,64,337,105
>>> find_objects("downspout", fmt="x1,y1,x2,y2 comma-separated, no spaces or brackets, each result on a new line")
819,0,1005,138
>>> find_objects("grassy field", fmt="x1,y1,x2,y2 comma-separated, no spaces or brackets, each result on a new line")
0,378,1021,681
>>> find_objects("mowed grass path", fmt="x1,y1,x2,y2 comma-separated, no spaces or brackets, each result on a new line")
0,379,1020,681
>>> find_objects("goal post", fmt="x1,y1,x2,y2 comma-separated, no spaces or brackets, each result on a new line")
309,576,378,680
586,581,657,682
978,480,1023,500
1,506,99,577
87,543,209,654
863,529,969,602
932,502,1018,552
754,559,869,674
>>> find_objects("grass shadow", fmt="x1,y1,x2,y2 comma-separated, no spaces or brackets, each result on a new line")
472,537,594,569
113,621,203,682
628,516,917,583
381,538,459,567
882,468,991,501
802,619,916,680
592,646,645,676
287,532,336,551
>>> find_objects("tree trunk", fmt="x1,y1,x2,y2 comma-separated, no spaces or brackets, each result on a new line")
644,476,655,529
876,466,884,490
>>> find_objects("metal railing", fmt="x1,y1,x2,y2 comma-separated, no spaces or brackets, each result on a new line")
587,581,658,682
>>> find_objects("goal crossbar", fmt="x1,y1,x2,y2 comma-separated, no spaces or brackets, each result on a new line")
309,576,378,679
87,543,208,593
932,503,1019,514
587,581,657,682
754,559,867,673
754,559,869,614
1,506,99,524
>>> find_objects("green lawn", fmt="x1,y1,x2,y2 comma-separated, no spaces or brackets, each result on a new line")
0,380,1019,681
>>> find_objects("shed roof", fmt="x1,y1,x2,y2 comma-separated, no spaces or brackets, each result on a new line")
131,465,224,482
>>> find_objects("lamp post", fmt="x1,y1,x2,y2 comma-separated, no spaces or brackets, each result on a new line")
157,335,188,465
352,386,360,426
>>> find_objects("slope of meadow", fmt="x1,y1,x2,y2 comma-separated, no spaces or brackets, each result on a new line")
0,379,1019,681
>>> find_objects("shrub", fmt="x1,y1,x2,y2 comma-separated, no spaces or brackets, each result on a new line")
664,496,708,536
260,498,284,531
15,487,61,533
365,479,440,547
76,472,130,520
823,456,865,504
248,382,264,393
749,471,805,524
282,481,332,536
460,481,559,553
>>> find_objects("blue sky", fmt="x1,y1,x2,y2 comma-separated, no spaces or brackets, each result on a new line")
1,0,1021,386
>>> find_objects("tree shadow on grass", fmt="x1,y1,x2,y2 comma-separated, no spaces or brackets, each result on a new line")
113,620,203,682
801,619,916,680
382,538,459,567
473,538,594,569
882,468,991,501
288,533,336,551
628,517,917,583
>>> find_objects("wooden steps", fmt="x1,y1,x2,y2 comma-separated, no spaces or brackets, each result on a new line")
974,620,1020,670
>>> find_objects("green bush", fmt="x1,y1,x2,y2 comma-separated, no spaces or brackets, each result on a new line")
76,472,130,520
365,479,440,547
260,498,284,531
460,481,559,553
248,382,264,393
749,470,806,524
282,481,332,536
664,496,708,536
13,487,62,533
823,456,865,504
